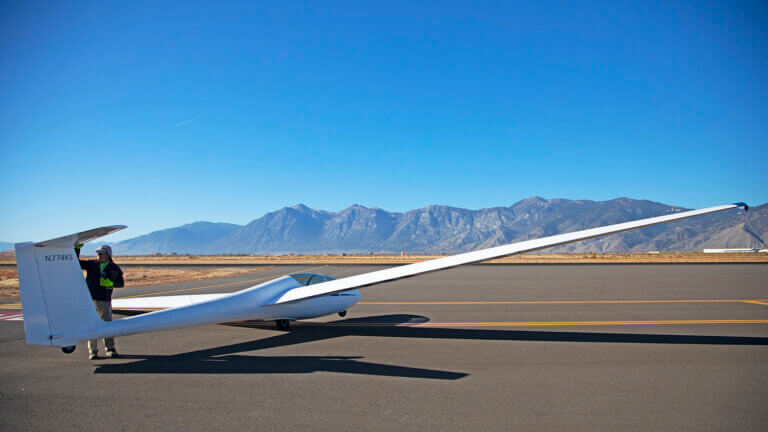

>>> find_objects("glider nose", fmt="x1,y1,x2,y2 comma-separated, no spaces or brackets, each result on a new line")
345,289,362,305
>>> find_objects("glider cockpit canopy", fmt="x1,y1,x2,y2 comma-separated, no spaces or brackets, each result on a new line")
289,273,336,286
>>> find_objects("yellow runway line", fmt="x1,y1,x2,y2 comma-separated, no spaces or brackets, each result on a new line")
229,319,768,328
359,299,768,305
742,300,768,307
406,319,768,327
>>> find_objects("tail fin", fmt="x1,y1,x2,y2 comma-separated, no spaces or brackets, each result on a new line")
15,225,126,347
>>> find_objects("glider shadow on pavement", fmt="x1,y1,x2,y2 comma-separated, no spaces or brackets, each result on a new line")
94,314,768,377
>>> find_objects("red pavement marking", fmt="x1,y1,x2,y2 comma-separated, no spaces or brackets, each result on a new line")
0,311,23,321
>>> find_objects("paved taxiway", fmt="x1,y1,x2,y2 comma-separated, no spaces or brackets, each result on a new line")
1,264,767,431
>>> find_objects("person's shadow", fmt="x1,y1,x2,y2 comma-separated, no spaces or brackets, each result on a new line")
94,314,768,379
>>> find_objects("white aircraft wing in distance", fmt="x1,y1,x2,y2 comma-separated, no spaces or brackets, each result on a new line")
270,203,749,304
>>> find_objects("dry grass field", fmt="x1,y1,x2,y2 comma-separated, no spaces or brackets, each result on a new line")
0,270,19,299
0,253,765,299
0,265,273,299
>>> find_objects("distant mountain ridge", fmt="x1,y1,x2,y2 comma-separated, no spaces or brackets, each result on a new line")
86,197,766,255
83,221,243,255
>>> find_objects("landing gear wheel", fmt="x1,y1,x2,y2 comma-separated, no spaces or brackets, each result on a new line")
338,310,347,317
275,319,291,331
61,345,76,354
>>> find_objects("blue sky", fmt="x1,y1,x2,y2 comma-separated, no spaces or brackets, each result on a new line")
1,1,766,242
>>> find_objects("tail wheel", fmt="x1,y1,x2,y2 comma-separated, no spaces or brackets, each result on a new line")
61,346,76,354
338,310,347,317
275,319,291,331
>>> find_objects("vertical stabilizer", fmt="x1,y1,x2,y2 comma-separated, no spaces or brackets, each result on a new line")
16,243,51,345
15,243,105,346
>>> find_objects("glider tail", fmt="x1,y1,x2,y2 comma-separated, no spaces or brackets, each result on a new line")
14,226,126,347
15,242,102,346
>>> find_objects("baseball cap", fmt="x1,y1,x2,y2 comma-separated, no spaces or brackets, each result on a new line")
95,245,112,256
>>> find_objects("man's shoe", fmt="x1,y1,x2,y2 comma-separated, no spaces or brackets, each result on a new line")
89,353,99,360
106,351,120,358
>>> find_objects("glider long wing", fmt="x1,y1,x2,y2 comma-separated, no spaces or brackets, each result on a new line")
272,203,748,304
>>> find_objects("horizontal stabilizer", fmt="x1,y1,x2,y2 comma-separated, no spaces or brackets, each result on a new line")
33,225,126,248
112,294,228,312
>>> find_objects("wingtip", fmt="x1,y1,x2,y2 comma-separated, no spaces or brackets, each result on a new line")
733,202,749,211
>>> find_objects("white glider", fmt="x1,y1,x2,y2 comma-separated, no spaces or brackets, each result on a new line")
14,202,748,353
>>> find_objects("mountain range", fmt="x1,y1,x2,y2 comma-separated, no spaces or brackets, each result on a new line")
52,197,768,255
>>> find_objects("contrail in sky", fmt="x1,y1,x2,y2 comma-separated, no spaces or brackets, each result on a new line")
175,114,206,127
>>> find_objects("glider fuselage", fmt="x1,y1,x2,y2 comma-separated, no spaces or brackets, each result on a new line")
64,274,361,345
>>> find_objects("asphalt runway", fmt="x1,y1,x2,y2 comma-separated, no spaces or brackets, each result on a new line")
1,264,767,431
